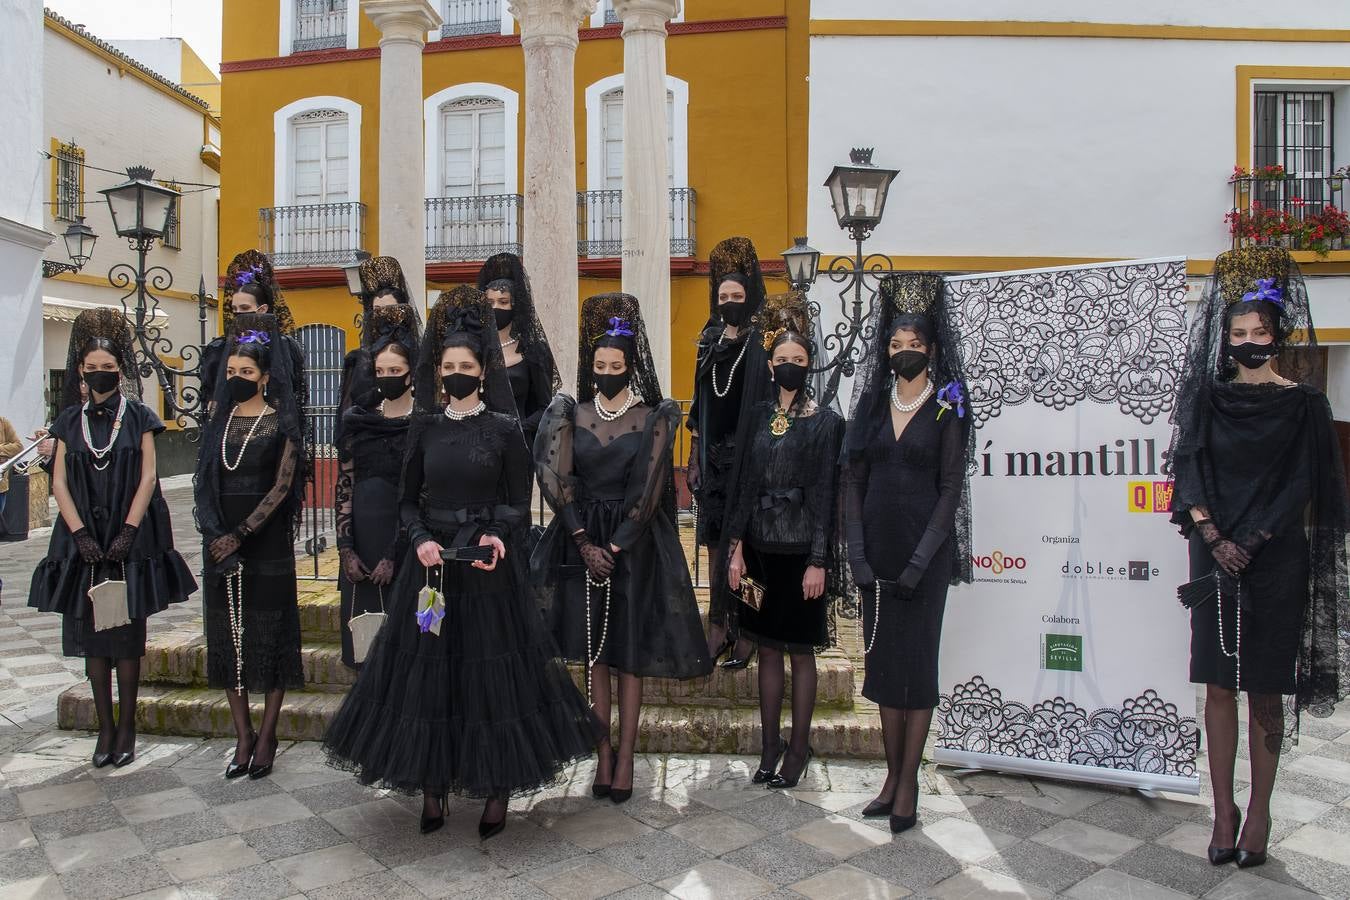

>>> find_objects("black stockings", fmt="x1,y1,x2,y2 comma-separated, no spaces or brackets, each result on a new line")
1204,686,1281,853
87,657,115,754
1205,686,1240,848
114,658,139,754
87,657,140,755
591,666,641,792
875,705,933,818
224,688,285,766
758,648,817,780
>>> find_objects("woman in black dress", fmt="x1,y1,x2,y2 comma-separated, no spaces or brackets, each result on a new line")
722,292,845,789
533,293,712,803
335,304,419,668
323,287,595,840
688,237,773,666
29,309,196,767
194,313,308,780
478,252,560,454
1169,247,1349,868
843,273,973,833
335,256,420,445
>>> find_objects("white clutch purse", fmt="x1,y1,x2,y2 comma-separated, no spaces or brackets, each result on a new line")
89,566,130,632
348,586,387,664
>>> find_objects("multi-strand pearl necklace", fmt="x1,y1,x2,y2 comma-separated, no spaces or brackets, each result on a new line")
221,406,268,472
711,334,749,398
444,400,486,421
891,380,934,414
584,572,612,707
593,388,640,422
82,395,128,471
1216,574,1242,691
864,582,881,655
225,569,246,693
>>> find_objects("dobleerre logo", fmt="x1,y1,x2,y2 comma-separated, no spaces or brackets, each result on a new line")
1041,633,1083,672
1128,561,1152,581
1062,559,1160,581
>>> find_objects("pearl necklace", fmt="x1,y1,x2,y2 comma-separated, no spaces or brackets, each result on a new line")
864,581,881,655
444,400,486,421
584,572,612,707
500,337,518,349
711,335,749,398
82,395,127,471
593,388,640,422
891,380,933,414
226,569,245,693
221,406,269,472
1216,574,1241,691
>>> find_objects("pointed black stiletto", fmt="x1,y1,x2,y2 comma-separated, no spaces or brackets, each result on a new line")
225,731,256,779
112,750,135,768
752,739,787,784
1235,817,1269,868
710,634,735,665
1208,810,1240,866
479,799,507,840
247,732,274,780
92,729,114,768
767,747,813,789
889,811,918,834
720,644,756,671
421,793,447,835
593,748,617,799
862,796,894,818
610,751,634,804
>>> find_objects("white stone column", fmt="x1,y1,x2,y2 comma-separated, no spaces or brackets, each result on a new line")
361,0,442,301
615,0,678,390
509,0,594,392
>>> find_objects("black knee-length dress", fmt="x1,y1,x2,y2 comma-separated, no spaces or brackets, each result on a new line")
844,395,965,709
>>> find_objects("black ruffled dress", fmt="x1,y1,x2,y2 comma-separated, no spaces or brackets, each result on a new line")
28,397,195,660
323,411,596,797
724,403,845,654
532,397,712,678
335,405,411,668
844,396,965,709
202,412,305,692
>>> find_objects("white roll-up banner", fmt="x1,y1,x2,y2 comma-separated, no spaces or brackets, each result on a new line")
934,258,1200,794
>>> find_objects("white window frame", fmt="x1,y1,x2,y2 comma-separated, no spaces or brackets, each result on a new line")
423,83,519,199
279,0,359,56
584,73,688,193
428,0,514,41
273,96,363,208
589,0,682,28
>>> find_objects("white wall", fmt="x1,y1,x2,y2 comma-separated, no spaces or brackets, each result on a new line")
810,0,1350,29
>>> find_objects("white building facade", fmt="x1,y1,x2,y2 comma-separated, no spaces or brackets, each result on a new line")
806,1,1350,412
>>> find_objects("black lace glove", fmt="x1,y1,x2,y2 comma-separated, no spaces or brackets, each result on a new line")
573,531,615,580
368,558,395,586
340,547,368,583
686,436,701,494
103,524,139,563
209,532,242,564
1196,519,1250,577
72,528,104,564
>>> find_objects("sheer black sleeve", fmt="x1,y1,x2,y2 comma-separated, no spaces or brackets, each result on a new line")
236,438,300,539
902,412,965,581
334,454,355,551
534,395,583,535
400,433,430,548
611,401,679,551
806,412,846,567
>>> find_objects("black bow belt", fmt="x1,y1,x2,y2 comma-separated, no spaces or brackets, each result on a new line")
424,506,496,549
759,488,804,511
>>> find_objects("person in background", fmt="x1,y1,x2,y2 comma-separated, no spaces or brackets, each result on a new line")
0,415,23,520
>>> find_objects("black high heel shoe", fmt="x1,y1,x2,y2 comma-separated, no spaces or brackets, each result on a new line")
421,792,447,834
720,643,756,671
862,796,894,818
888,777,920,833
92,730,115,769
710,634,735,665
767,747,813,789
1208,810,1241,866
247,732,275,780
592,747,617,799
111,726,136,768
752,739,787,784
478,798,507,840
610,750,634,804
225,731,256,779
1235,816,1270,868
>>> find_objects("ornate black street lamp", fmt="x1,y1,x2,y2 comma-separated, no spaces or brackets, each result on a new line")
781,236,820,292
99,166,213,430
41,216,99,277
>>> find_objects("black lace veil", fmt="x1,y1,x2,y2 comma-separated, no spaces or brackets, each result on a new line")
222,250,295,335
415,286,515,417
478,252,561,394
576,293,663,405
704,236,767,328
63,308,142,412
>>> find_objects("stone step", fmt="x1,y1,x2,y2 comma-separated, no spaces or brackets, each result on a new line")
56,682,883,758
138,629,857,709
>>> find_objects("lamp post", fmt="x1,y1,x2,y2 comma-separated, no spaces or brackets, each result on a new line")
780,236,820,293
41,216,99,277
99,165,213,430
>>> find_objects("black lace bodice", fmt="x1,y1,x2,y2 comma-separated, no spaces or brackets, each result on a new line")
217,410,300,539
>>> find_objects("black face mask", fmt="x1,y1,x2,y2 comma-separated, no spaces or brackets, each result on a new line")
1229,341,1278,370
889,350,929,381
82,370,119,396
442,372,480,401
494,308,514,331
227,376,260,403
374,375,409,401
594,371,631,401
719,301,747,327
772,362,808,393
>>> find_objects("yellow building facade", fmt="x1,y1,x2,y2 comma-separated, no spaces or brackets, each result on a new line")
219,0,810,404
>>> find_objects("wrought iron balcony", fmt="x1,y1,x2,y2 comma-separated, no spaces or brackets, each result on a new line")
259,201,366,267
604,5,619,24
576,188,697,258
293,0,348,52
1228,173,1349,253
425,194,523,261
441,0,501,37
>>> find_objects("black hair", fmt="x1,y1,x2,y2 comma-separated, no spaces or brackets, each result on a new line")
228,339,273,373
769,330,813,360
441,332,485,365
78,337,119,366
484,278,515,299
1224,299,1284,345
235,281,273,312
717,273,749,297
373,340,414,367
373,286,407,305
889,313,935,348
593,333,635,368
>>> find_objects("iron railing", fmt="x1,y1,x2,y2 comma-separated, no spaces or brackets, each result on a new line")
260,201,366,267
576,187,697,258
425,194,523,261
296,323,347,579
604,4,619,24
294,0,348,52
441,0,501,37
1228,174,1349,253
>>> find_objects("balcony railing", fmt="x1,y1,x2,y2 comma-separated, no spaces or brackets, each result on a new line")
293,0,348,52
604,6,619,24
260,201,366,267
425,194,523,261
441,0,501,37
1228,173,1350,254
576,187,697,258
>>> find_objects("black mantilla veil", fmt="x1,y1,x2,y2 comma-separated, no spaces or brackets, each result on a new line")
1168,247,1349,745
843,272,974,587
755,290,819,414
62,308,142,412
221,250,295,335
478,252,561,395
334,301,423,446
704,236,767,327
193,312,310,553
415,286,515,417
576,292,663,405
357,256,414,336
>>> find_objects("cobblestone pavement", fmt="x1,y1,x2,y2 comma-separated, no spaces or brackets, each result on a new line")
3,482,1350,899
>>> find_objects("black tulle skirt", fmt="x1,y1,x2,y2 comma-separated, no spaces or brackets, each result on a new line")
323,531,598,798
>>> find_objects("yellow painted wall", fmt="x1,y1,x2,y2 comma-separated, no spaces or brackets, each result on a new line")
179,42,221,116
220,0,806,403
